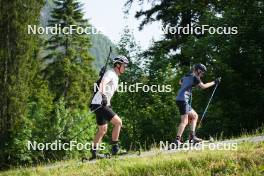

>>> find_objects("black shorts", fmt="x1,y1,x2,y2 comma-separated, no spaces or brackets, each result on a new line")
91,104,116,125
176,100,192,115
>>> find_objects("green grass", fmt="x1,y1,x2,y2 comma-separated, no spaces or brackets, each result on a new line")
207,125,264,142
1,141,264,176
236,126,264,139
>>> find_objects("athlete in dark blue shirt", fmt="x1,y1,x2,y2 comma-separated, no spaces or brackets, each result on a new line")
174,64,220,144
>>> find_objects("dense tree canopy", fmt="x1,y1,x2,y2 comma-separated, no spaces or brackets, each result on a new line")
125,0,264,137
0,0,263,169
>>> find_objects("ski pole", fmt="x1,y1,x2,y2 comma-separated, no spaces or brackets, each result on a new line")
64,105,103,141
198,81,219,128
50,105,102,140
22,106,102,142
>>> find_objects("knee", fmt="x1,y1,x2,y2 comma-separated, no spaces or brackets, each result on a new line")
113,116,122,127
192,113,198,120
116,118,122,127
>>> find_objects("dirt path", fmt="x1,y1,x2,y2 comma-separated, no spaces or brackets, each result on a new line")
43,135,264,169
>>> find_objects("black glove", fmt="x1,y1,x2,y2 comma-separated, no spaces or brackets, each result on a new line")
214,77,221,85
101,94,107,106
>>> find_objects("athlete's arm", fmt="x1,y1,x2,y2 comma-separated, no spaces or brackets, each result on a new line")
198,81,215,89
99,75,112,106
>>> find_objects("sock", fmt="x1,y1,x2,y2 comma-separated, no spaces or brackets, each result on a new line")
91,147,96,156
111,141,118,145
91,143,98,151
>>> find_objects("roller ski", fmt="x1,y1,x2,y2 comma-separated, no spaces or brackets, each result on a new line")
111,143,127,156
82,149,111,162
110,143,141,158
169,136,184,150
111,143,139,156
189,132,203,145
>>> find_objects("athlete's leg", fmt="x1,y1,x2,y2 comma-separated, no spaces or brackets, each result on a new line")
174,101,190,145
188,109,202,143
110,115,122,154
110,115,122,141
90,124,108,159
93,124,108,147
188,109,199,132
176,114,189,137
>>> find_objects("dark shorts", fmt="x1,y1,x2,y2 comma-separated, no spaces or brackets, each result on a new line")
176,100,192,115
91,104,116,125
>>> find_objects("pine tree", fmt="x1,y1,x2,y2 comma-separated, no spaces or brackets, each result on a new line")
127,0,264,138
43,0,96,109
0,0,45,168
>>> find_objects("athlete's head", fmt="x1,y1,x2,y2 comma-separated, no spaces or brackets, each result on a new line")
113,55,129,74
193,63,207,77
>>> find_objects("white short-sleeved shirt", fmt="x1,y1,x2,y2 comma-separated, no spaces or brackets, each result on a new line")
91,69,119,106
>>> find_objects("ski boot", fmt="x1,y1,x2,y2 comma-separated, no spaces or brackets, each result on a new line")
86,149,110,161
189,134,202,144
169,136,183,150
111,142,129,156
111,143,120,155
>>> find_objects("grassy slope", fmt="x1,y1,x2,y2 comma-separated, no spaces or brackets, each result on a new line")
1,141,264,176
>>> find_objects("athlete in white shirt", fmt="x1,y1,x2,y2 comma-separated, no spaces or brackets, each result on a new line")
90,55,129,159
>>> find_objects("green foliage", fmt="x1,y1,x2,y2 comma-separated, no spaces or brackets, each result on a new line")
1,0,263,170
0,0,45,169
112,27,180,149
38,0,97,162
89,33,116,71
43,0,96,109
111,27,145,149
0,0,97,169
127,0,264,139
40,0,116,71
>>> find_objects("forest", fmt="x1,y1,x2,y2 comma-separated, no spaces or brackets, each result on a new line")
0,0,263,169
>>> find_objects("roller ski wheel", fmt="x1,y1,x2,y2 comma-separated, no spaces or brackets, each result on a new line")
169,139,183,150
82,153,111,162
111,149,131,157
189,136,203,145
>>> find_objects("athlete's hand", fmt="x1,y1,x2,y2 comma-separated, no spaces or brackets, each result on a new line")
214,77,221,85
101,94,107,106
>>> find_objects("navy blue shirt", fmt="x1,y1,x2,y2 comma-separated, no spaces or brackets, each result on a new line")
176,72,201,103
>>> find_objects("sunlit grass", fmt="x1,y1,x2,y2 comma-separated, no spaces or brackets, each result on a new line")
1,141,264,176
